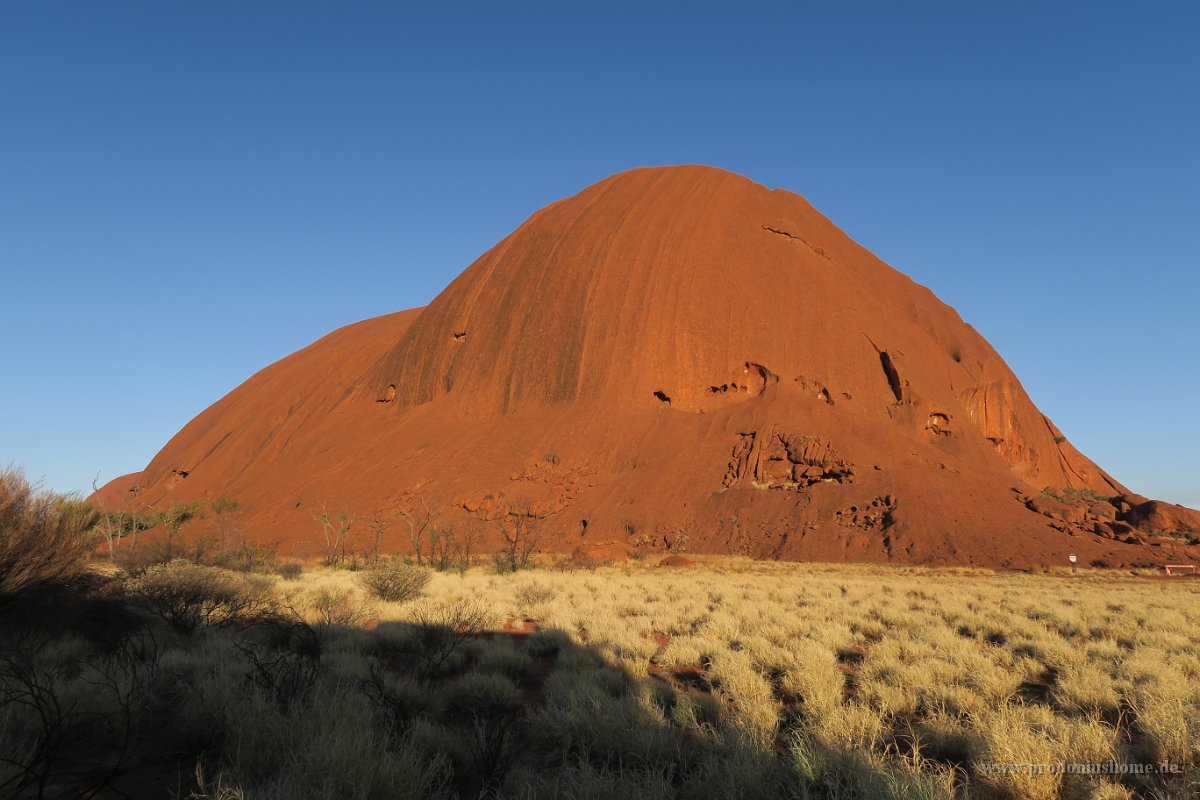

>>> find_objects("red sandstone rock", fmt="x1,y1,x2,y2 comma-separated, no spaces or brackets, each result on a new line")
91,166,1199,569
1027,496,1088,525
1120,500,1200,533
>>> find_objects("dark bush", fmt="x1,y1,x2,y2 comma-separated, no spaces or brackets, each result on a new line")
233,615,321,710
360,666,428,738
0,626,158,797
412,600,493,677
124,560,275,634
439,672,525,791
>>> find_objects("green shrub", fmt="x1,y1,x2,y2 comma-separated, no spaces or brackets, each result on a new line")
0,467,98,599
1041,487,1112,505
357,559,430,603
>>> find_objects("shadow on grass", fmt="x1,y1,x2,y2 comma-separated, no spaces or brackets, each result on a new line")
0,578,959,800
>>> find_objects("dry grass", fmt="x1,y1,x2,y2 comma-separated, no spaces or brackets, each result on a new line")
202,557,1197,799
0,466,98,599
5,552,1200,798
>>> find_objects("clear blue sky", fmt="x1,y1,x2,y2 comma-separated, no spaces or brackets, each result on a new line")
1,2,1196,506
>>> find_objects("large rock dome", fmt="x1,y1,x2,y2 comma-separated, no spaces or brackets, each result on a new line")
94,166,1200,568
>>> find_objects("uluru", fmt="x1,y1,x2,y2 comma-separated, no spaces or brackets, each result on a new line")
93,165,1200,569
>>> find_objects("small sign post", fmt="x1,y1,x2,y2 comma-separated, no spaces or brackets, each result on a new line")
1068,553,1077,574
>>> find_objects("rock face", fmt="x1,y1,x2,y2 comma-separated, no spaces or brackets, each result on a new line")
94,166,1200,568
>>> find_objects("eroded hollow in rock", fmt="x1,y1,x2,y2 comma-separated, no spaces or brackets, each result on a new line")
165,469,190,490
744,362,779,390
879,351,904,403
836,495,897,529
452,331,467,342
927,412,951,436
653,390,672,405
795,375,836,405
377,384,397,403
706,363,778,400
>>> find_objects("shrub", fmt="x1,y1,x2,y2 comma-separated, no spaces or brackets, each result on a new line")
125,560,275,634
361,666,429,738
412,600,494,677
307,587,374,629
186,676,450,798
0,467,99,599
275,561,303,580
357,559,430,603
219,541,280,574
0,626,158,797
472,638,533,679
525,628,572,658
438,672,524,790
513,581,558,611
234,616,322,710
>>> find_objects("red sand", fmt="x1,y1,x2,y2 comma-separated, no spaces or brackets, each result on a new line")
93,166,1200,569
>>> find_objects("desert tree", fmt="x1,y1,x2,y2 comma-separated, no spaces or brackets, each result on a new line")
368,508,391,563
313,502,357,566
396,486,437,566
208,496,242,551
88,472,158,560
457,513,481,574
429,524,459,572
432,514,482,573
123,483,146,552
90,473,122,560
498,499,541,572
156,501,203,562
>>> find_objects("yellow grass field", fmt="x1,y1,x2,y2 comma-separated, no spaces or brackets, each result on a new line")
205,560,1200,798
4,556,1199,799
